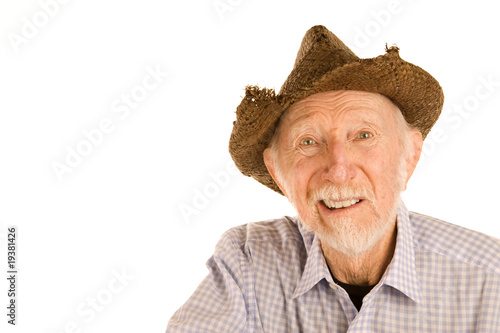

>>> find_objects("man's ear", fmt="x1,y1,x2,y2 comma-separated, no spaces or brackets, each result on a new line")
263,148,287,196
403,129,423,190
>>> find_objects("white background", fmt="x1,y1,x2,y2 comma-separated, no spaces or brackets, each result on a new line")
1,0,499,332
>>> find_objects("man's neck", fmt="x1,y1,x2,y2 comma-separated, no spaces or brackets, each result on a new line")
321,223,397,286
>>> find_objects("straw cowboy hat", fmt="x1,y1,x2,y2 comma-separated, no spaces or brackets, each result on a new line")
229,25,444,194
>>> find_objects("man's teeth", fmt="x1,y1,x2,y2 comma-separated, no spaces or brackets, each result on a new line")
323,199,360,210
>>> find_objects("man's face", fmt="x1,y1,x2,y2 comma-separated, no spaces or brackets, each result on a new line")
264,90,421,256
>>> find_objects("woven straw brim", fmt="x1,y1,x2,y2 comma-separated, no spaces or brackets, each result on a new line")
229,47,444,195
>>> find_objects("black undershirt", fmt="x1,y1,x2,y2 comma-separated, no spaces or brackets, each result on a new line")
332,275,375,311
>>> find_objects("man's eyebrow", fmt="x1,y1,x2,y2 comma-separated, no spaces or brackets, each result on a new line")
287,117,319,140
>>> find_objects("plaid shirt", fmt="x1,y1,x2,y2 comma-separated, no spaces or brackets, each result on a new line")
167,202,500,332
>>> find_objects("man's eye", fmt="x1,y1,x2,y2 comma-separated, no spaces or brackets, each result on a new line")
357,132,373,139
300,138,316,146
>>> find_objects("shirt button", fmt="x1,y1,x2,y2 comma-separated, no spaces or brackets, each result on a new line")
329,283,337,290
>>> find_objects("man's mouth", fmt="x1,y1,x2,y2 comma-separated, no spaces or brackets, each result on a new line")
321,199,362,210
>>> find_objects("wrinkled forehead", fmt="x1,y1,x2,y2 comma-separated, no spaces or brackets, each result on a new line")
281,90,400,128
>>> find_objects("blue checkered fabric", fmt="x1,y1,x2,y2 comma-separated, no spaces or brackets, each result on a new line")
167,202,500,332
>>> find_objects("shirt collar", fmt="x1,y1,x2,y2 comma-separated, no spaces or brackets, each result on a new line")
291,201,423,304
292,223,333,299
379,200,423,303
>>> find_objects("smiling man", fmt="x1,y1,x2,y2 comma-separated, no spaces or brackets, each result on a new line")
263,90,419,289
166,25,500,332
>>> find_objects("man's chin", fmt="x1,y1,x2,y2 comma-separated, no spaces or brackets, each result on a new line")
318,228,385,257
298,211,395,258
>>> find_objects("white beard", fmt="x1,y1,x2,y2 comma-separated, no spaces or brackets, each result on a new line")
299,192,400,257
291,158,407,257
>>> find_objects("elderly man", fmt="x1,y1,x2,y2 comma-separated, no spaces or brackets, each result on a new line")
167,26,500,332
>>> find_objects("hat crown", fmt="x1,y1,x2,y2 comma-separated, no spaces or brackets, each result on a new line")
280,25,359,96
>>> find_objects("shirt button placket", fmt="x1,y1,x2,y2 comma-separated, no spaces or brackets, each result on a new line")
330,283,358,323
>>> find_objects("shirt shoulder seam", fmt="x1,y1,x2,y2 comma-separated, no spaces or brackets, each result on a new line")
414,242,500,276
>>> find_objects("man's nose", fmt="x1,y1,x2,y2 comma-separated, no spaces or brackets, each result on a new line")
321,143,356,184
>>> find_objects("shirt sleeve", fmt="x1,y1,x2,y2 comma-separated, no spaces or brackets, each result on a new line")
166,229,248,333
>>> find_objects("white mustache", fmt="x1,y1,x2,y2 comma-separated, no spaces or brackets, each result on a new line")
307,183,375,206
